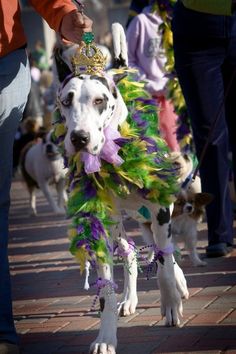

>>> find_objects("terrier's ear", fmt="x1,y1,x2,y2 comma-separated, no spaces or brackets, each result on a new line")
54,47,72,82
176,188,187,199
195,193,214,206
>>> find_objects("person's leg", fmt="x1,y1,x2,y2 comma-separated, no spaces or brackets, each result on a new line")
172,4,234,254
224,35,236,204
0,49,31,345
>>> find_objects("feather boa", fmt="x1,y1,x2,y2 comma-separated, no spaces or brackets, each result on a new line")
152,0,194,152
53,73,179,273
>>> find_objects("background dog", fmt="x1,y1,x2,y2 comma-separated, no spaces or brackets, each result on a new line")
13,117,45,175
20,131,68,215
126,152,203,258
172,189,213,266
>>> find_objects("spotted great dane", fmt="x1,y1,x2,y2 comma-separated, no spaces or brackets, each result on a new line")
53,24,189,354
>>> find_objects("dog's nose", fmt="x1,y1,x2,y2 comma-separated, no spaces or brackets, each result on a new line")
185,204,193,213
70,130,90,150
46,144,53,154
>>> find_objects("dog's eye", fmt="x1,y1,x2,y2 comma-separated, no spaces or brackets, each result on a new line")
93,98,103,105
61,92,74,107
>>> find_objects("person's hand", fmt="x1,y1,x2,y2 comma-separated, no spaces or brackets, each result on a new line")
60,10,93,44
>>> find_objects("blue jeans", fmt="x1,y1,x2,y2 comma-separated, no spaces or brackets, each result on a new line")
172,2,236,246
0,49,31,344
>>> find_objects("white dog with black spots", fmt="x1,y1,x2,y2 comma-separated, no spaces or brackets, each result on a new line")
54,23,189,354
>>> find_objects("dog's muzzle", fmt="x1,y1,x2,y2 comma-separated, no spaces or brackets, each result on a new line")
70,130,90,151
45,144,60,161
183,203,193,214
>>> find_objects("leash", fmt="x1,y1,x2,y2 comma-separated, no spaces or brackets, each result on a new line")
185,68,236,189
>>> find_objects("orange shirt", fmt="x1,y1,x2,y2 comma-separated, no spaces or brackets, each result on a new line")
0,0,78,57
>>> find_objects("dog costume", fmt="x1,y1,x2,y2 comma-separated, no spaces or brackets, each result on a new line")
52,28,189,353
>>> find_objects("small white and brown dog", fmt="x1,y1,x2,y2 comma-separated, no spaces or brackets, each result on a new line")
172,189,213,266
127,153,211,267
20,131,68,215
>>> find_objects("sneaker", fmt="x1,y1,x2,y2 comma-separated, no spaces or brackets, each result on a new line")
206,243,231,258
0,343,20,354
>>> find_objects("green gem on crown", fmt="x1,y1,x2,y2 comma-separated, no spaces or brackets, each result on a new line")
82,32,95,44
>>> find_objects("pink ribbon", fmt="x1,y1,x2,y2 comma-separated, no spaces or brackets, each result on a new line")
81,126,124,174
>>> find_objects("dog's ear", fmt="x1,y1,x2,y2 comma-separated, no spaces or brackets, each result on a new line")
176,188,187,199
113,72,127,85
113,54,127,69
54,47,72,82
90,75,110,91
195,193,214,206
111,73,128,99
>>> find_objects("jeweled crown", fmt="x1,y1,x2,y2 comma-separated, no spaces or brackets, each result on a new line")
71,32,107,75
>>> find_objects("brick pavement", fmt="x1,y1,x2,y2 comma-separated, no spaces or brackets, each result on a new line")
8,178,236,354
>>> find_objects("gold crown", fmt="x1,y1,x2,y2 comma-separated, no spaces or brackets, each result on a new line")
71,33,106,76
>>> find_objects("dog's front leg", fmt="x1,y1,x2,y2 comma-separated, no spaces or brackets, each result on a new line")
112,215,138,317
185,230,207,267
55,177,68,211
150,206,189,326
39,181,65,215
90,263,118,354
28,187,37,216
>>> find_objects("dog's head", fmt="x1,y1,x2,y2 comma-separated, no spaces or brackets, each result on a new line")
169,152,193,185
57,73,127,156
169,151,203,194
173,190,213,220
53,38,128,157
42,131,62,161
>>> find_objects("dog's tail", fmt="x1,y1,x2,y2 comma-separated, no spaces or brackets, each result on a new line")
111,22,128,68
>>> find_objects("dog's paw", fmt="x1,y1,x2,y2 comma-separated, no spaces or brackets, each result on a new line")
189,253,207,267
53,207,66,215
89,308,117,353
90,311,117,354
193,259,207,267
118,294,138,317
29,209,37,217
158,279,183,326
160,290,183,327
158,261,189,326
90,343,116,354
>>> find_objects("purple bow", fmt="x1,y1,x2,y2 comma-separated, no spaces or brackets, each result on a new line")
81,126,124,174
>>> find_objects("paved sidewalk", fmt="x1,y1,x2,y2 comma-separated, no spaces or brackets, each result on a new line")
9,178,236,354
